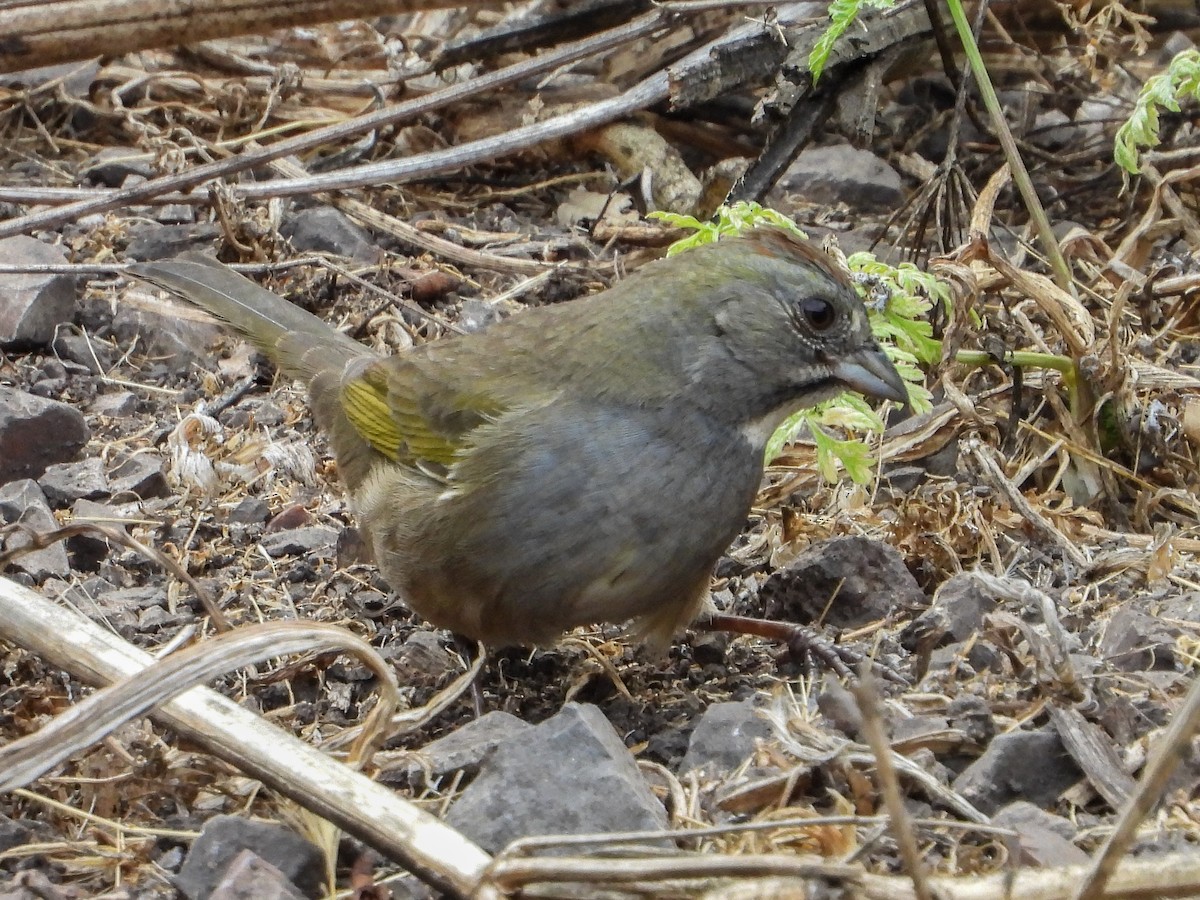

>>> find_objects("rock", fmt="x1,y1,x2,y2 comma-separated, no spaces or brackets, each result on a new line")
952,730,1083,815
124,222,221,261
928,573,1001,642
227,496,271,525
1098,607,1180,672
992,801,1087,866
446,703,668,852
1073,94,1123,147
381,710,532,788
156,204,197,225
0,236,77,347
112,282,224,375
680,699,775,774
82,147,155,187
1031,109,1074,150
260,526,338,558
945,695,995,749
775,143,905,210
457,298,503,333
0,812,33,853
176,815,323,900
52,331,113,374
208,850,308,900
90,391,139,418
388,630,457,682
282,207,380,262
68,498,139,570
760,535,925,629
38,457,109,507
0,59,100,96
108,452,169,500
1154,591,1200,621
0,479,69,580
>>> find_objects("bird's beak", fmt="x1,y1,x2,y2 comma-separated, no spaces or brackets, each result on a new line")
830,345,909,405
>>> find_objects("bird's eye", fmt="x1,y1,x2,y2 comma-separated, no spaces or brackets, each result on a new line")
799,297,837,331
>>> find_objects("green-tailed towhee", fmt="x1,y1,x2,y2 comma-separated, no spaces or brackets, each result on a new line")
129,229,906,650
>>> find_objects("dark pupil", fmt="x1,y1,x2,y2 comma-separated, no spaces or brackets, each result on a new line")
801,297,836,331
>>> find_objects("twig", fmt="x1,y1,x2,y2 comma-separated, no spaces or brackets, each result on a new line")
0,10,672,240
1075,673,1200,900
0,575,490,897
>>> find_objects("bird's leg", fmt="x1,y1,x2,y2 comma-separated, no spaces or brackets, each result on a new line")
452,633,488,717
695,613,908,685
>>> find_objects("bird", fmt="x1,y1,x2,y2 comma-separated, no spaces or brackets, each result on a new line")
129,228,907,654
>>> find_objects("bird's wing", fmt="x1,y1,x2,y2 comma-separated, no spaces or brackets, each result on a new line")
339,356,511,474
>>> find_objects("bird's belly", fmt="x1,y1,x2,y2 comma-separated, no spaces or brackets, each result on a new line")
356,406,763,646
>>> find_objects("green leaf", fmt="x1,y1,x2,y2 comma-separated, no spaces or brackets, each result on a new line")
1115,48,1200,174
809,0,896,83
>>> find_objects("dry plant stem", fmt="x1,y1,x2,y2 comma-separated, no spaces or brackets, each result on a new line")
0,0,498,74
852,670,932,900
0,521,229,630
1142,162,1200,248
0,10,671,240
1047,705,1136,810
482,855,865,895
1074,672,1200,900
0,576,490,897
323,649,484,752
964,438,1089,569
483,852,1200,899
267,157,561,276
968,167,1093,356
943,0,1073,293
235,73,673,200
860,855,1200,900
0,620,398,791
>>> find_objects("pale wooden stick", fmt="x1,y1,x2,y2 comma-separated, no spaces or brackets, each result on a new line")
0,576,490,898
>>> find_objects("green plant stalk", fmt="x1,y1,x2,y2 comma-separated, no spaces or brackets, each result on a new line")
953,347,1081,423
944,0,1075,294
953,349,1075,381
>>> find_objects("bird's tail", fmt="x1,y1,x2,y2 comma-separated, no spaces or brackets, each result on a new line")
127,253,372,380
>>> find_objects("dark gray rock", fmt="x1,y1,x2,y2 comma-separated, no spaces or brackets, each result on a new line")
124,222,221,261
776,143,905,210
0,59,100,95
381,710,532,788
209,850,307,900
0,387,89,482
227,496,271,525
1099,607,1181,672
111,286,223,375
930,573,1001,642
68,498,139,570
952,730,1083,815
993,801,1087,866
0,479,69,580
388,630,457,681
53,331,114,374
446,702,668,852
39,457,109,507
156,204,197,225
260,526,338,558
90,391,139,418
176,815,323,900
680,699,775,775
82,147,155,187
108,452,168,500
282,207,379,262
760,535,925,629
0,236,77,347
